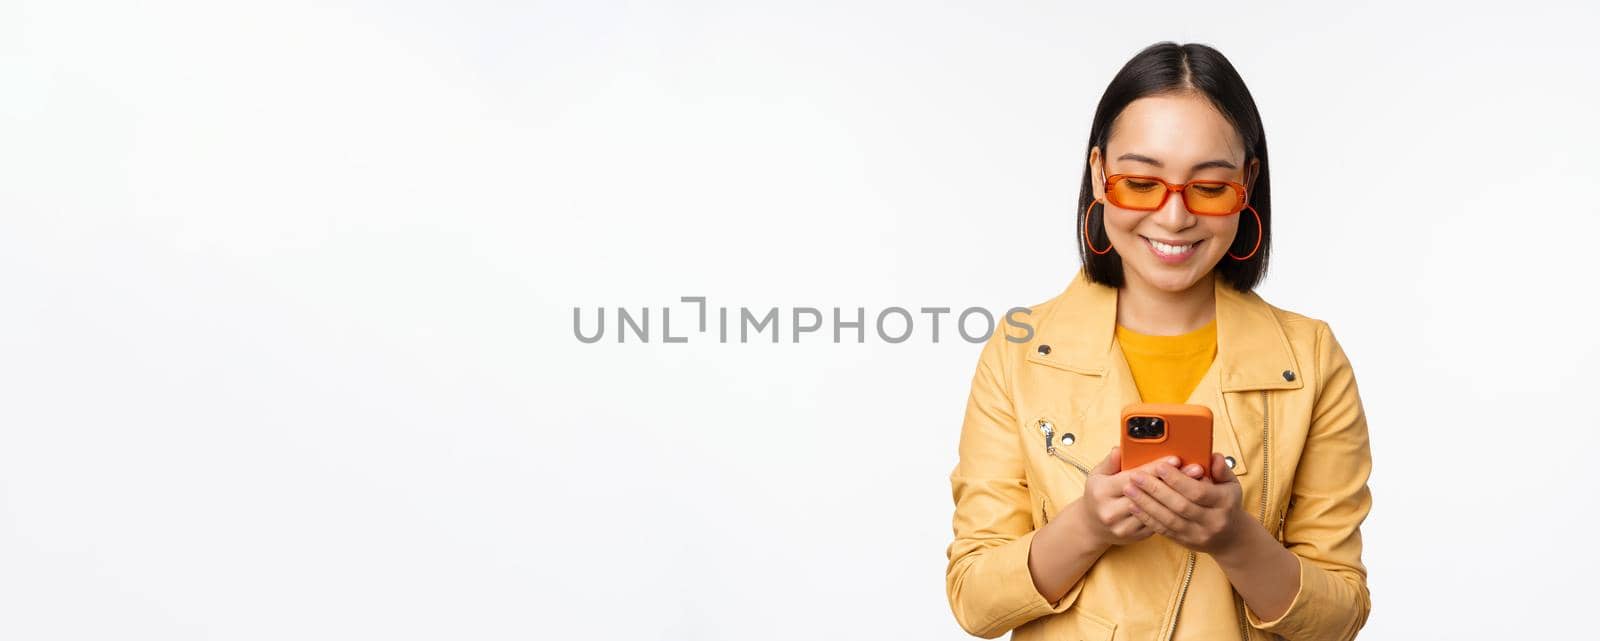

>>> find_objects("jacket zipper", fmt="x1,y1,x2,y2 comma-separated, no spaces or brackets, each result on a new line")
1038,420,1089,473
1236,390,1273,641
1163,551,1197,641
1259,389,1271,530
1036,420,1075,528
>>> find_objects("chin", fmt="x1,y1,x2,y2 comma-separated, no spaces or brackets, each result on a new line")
1131,262,1213,293
1147,274,1199,292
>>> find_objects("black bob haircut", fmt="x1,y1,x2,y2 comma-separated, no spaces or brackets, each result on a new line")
1077,41,1271,292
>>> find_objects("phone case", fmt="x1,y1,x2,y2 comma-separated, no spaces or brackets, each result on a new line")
1119,402,1214,480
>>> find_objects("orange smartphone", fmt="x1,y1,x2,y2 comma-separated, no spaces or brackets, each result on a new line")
1119,402,1213,480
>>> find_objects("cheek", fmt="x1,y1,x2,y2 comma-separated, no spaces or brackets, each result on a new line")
1103,208,1143,236
1205,218,1239,246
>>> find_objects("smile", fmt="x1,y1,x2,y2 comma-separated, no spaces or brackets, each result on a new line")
1141,235,1203,263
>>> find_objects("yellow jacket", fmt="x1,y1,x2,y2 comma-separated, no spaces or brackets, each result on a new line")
945,267,1373,641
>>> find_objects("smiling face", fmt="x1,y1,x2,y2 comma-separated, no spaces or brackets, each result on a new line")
1089,92,1259,294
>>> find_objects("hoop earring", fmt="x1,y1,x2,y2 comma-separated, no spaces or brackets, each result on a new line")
1083,198,1113,255
1227,204,1263,261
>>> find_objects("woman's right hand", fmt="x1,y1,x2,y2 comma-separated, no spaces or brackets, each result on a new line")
1072,446,1201,548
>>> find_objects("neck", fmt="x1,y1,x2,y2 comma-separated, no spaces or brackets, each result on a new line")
1116,269,1217,336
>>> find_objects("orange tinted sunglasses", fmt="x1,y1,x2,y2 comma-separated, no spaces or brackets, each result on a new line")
1102,170,1249,215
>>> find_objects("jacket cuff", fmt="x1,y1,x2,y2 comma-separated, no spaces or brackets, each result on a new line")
1244,554,1344,639
981,529,1088,632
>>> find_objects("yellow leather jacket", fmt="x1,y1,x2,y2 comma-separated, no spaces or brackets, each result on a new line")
945,267,1373,641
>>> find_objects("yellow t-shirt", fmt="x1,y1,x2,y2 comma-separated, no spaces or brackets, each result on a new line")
1115,317,1217,404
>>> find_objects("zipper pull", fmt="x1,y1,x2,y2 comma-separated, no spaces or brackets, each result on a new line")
1038,419,1055,453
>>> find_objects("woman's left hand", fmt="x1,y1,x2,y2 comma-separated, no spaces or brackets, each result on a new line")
1122,452,1248,556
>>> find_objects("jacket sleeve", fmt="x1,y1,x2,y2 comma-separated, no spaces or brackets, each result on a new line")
1245,321,1374,641
945,328,1086,638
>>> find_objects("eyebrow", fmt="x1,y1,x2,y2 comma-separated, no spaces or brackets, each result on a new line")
1116,152,1237,171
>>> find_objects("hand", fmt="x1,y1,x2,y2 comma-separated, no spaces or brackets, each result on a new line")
1072,446,1205,548
1122,452,1247,556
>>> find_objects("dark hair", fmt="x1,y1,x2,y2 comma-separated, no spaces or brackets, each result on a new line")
1077,42,1271,292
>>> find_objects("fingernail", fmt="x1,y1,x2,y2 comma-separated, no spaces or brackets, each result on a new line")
1166,456,1180,465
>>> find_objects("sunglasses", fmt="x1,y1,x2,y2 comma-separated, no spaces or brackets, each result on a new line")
1101,164,1249,216
1084,162,1264,259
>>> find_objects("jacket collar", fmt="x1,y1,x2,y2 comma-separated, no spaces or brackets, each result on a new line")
1029,267,1303,392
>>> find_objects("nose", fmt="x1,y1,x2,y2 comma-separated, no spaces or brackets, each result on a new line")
1153,183,1196,230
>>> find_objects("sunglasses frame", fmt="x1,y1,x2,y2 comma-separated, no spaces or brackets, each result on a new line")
1102,171,1249,216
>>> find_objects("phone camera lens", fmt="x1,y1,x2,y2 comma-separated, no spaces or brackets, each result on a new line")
1127,416,1158,439
1126,416,1165,439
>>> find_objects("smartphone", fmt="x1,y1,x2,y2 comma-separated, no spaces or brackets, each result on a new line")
1119,402,1214,480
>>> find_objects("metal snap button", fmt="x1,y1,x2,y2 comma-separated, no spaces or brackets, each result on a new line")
1282,370,1295,381
1037,344,1051,356
1224,455,1237,469
1060,432,1075,445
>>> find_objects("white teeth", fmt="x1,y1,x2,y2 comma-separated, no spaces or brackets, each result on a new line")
1147,238,1195,255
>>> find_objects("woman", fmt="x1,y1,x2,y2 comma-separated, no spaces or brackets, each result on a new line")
944,42,1373,641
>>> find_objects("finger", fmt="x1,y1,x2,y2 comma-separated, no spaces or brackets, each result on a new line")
1151,461,1215,507
1114,455,1176,485
1108,497,1154,538
1124,478,1188,535
1211,452,1237,484
1107,457,1186,501
1122,507,1159,537
1108,500,1149,535
1092,446,1121,476
1137,454,1205,480
1130,468,1204,520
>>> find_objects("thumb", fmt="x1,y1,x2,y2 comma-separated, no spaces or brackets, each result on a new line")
1210,452,1237,484
1092,446,1121,476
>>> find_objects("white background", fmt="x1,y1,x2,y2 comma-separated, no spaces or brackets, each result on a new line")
3,1,1596,639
